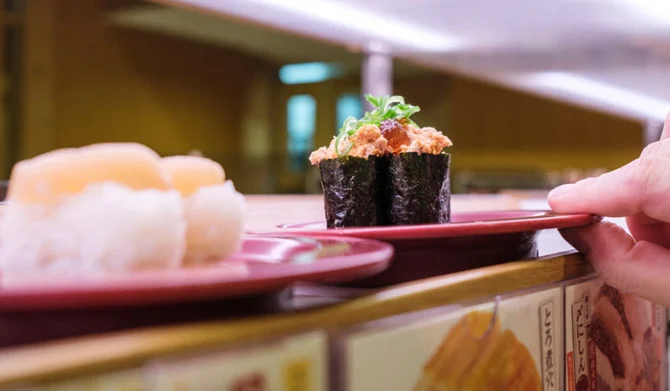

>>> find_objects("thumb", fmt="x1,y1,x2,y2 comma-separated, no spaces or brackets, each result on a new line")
560,221,670,306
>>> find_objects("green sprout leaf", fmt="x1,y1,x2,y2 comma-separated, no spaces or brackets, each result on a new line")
383,95,405,111
365,94,383,109
335,116,359,157
335,94,421,156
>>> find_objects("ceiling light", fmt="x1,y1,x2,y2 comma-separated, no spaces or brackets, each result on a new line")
249,0,464,52
512,71,670,120
155,0,464,52
617,0,670,24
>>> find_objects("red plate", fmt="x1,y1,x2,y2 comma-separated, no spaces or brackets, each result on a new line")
276,210,600,239
269,210,600,286
0,236,393,310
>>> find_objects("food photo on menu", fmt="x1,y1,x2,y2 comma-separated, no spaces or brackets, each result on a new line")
565,278,666,391
344,287,562,391
412,309,542,390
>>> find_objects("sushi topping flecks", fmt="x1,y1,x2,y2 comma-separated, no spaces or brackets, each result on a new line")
309,95,452,165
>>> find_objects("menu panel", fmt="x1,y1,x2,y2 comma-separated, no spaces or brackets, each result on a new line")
145,331,327,391
6,370,145,391
565,278,666,391
344,286,563,391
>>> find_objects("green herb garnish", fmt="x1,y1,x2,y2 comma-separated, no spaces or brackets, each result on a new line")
334,116,359,156
335,94,420,157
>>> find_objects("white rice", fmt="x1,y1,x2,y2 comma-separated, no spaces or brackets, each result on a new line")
0,182,187,277
182,180,246,265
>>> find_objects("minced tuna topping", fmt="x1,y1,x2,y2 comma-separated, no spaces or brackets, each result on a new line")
309,124,387,164
401,124,453,154
308,94,452,165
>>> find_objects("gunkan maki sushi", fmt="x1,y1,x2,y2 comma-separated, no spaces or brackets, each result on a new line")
309,94,453,228
309,117,388,228
377,100,453,225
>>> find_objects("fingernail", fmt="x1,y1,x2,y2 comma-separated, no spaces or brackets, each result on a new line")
548,184,574,199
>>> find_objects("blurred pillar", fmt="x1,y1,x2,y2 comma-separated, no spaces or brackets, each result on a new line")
242,70,272,159
241,69,273,193
21,0,55,159
361,42,392,110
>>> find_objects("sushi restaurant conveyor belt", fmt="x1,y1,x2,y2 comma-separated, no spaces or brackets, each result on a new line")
0,252,629,390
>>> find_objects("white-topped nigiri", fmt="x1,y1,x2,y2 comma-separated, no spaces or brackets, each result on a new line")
0,143,187,277
161,156,246,266
7,143,172,204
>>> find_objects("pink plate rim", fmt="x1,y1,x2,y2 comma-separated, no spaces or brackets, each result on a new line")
269,210,601,240
0,235,393,310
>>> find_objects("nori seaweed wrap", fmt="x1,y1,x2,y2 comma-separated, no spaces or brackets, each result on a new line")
385,152,451,225
318,156,386,228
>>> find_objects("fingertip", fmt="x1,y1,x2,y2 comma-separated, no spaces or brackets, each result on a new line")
548,184,574,199
548,163,644,217
559,226,591,255
547,184,578,213
559,221,633,261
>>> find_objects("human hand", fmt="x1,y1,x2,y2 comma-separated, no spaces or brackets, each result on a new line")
548,113,670,306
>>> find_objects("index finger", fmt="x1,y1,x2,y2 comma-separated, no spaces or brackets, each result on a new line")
548,160,642,217
549,139,670,220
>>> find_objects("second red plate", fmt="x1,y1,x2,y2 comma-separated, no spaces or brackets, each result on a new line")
276,210,599,239
269,210,600,286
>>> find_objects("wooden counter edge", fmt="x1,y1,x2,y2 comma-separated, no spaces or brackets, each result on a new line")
0,252,594,387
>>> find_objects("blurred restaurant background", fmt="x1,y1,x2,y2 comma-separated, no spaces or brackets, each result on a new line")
1,0,668,195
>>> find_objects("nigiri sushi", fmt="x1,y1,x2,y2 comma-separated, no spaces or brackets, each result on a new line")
7,143,172,204
161,156,246,266
0,143,186,277
0,143,247,278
